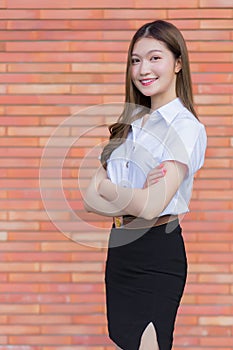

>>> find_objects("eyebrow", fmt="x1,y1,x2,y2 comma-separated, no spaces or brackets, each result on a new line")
131,49,163,56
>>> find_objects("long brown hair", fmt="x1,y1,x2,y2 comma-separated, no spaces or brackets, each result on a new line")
100,20,197,169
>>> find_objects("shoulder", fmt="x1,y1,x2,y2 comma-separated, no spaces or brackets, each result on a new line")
171,106,206,139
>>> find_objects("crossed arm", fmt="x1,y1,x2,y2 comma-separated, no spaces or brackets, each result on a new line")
84,160,187,220
83,166,126,217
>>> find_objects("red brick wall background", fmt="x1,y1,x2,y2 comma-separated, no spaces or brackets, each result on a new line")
0,0,233,349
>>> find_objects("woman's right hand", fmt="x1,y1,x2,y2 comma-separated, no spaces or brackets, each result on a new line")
143,163,167,189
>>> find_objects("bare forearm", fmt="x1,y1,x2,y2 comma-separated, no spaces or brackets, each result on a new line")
84,186,126,217
98,179,150,218
98,161,187,220
83,166,126,217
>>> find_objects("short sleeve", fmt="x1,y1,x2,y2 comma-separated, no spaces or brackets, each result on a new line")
161,118,207,175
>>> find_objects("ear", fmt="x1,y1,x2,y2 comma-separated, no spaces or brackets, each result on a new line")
175,56,182,73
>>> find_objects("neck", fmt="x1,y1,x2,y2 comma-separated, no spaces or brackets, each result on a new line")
151,94,177,111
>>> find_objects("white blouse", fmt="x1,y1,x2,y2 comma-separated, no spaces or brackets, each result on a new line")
106,98,207,216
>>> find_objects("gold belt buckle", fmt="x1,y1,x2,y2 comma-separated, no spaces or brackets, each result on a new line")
114,216,123,228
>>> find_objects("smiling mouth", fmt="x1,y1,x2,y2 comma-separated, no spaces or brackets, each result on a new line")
140,78,158,86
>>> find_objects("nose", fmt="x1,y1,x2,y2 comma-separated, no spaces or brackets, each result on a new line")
139,59,151,76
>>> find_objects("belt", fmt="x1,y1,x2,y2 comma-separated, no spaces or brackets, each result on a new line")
113,214,178,229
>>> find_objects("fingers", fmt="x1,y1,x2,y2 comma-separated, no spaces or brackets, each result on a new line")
143,163,167,188
148,164,167,178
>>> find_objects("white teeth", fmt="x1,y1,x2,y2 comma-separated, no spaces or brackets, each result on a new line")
141,78,157,83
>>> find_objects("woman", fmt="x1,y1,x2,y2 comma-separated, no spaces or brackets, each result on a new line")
84,20,207,350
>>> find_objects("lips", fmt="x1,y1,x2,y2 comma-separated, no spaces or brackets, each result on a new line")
140,78,158,86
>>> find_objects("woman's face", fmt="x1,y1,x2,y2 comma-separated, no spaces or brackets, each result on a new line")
131,37,181,109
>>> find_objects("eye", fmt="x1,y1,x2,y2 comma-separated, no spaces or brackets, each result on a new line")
151,56,160,61
131,57,140,65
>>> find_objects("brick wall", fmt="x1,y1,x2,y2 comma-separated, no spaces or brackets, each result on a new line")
0,0,232,349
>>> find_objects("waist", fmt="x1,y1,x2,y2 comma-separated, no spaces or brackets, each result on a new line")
113,214,178,229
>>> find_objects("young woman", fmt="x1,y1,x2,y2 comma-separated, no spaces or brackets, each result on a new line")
84,20,207,350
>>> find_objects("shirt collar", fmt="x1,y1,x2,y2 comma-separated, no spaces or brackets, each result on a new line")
150,98,185,124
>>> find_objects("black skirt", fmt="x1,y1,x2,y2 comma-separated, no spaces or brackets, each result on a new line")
105,219,187,350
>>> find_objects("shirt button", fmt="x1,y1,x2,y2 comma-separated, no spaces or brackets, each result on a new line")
126,161,129,168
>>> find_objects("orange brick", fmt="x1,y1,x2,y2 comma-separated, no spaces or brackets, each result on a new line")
41,324,103,334
0,94,39,104
0,9,39,18
135,0,198,7
0,315,7,323
186,283,230,294
0,338,8,346
72,62,124,73
73,314,106,325
202,115,232,125
43,347,104,350
1,233,42,247
70,293,104,303
7,169,40,178
2,252,70,262
0,304,39,314
0,51,105,62
189,29,231,41
191,52,232,63
0,283,40,293
0,20,6,29
72,273,103,282
1,221,39,231
7,231,67,241
0,262,40,272
6,105,70,115
1,73,37,83
0,273,7,281
43,347,105,350
200,0,233,7
197,295,233,305
168,9,232,18
197,63,233,73
6,41,70,52
9,335,71,345
8,63,71,72
9,314,72,325
7,0,134,8
71,335,111,345
70,41,128,52
39,282,103,293
174,337,199,346
0,64,6,72
189,263,230,273
0,325,40,334
8,126,68,137
40,9,103,19
201,19,233,29
38,30,103,41
8,84,70,94
187,242,230,252
0,116,40,125
1,31,37,40
104,9,166,19
201,337,233,347
193,73,232,83
199,316,233,326
199,274,233,283
9,273,71,283
40,303,103,314
41,262,102,272
207,138,230,147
